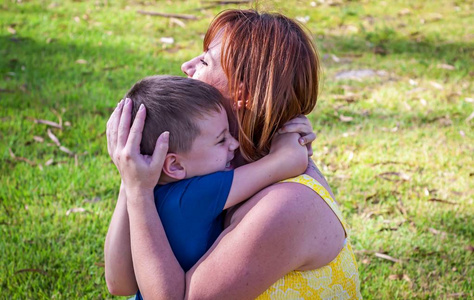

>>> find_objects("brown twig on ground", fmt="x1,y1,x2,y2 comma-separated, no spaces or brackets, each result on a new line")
136,10,198,20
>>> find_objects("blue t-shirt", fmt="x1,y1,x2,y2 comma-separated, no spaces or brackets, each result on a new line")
135,170,234,300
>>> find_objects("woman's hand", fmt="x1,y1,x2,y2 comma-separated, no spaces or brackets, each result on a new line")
278,115,316,156
106,98,169,194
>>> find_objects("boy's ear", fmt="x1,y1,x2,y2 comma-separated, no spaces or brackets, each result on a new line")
162,153,186,181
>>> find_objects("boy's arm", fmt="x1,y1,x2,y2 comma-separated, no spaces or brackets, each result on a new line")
224,132,307,209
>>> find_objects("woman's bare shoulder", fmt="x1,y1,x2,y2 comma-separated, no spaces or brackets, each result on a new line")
229,178,346,270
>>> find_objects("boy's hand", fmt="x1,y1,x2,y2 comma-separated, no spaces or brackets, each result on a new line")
269,132,308,175
278,115,316,156
106,98,169,194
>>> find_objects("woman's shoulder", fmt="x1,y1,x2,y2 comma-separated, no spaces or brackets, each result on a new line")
228,176,346,270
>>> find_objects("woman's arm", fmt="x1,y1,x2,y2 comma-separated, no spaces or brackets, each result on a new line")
104,100,137,295
104,182,137,296
109,102,344,299
184,183,345,299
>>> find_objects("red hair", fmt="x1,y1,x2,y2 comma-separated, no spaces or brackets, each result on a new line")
204,9,320,162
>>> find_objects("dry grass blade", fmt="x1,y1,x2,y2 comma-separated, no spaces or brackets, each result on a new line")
136,10,198,20
47,129,61,146
15,268,47,275
9,148,36,166
32,118,62,129
51,108,63,128
375,252,401,263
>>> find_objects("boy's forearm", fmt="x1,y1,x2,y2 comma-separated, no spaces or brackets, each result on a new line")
226,152,305,209
104,184,138,295
127,189,186,300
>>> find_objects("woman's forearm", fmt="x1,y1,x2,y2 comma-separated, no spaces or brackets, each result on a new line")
127,188,186,300
104,183,138,295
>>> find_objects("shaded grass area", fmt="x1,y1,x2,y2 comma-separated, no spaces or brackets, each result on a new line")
1,0,473,299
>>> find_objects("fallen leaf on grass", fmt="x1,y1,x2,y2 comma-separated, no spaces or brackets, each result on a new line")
32,118,62,129
448,293,465,298
428,198,457,205
437,63,455,70
47,129,60,146
75,59,88,64
94,262,105,268
465,111,474,123
429,81,444,90
33,136,44,143
398,8,411,16
170,17,186,28
465,245,474,252
15,268,47,275
66,207,88,216
428,227,447,238
45,158,54,166
339,114,353,122
375,252,401,263
160,37,174,44
332,93,360,102
59,146,74,156
377,172,411,181
389,274,402,280
84,197,101,203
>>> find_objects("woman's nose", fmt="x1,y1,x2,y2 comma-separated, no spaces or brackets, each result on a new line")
229,136,239,151
181,56,199,77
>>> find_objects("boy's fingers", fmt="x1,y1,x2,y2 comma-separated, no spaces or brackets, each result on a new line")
117,98,132,149
278,123,311,134
298,132,317,145
127,103,146,152
151,131,169,171
107,100,124,155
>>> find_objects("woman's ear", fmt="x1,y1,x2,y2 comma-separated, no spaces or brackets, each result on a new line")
162,153,186,181
235,83,250,110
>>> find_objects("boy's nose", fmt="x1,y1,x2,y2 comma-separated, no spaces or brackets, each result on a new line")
181,56,199,77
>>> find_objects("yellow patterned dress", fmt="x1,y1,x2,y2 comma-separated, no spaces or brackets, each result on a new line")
256,175,362,300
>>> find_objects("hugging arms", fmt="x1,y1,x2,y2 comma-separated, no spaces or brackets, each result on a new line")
105,9,360,299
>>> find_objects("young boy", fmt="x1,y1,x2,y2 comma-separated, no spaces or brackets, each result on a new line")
126,75,308,274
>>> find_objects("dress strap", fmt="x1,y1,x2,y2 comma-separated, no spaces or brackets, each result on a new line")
281,174,349,234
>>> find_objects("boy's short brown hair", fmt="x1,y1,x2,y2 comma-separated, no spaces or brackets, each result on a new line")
126,75,227,155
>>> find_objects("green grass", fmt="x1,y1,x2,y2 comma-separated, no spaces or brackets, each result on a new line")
1,0,473,299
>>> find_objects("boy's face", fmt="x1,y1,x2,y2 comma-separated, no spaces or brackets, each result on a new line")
179,107,239,178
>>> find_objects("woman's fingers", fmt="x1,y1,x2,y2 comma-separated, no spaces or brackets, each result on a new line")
107,99,124,157
117,98,133,149
126,103,146,153
151,131,169,171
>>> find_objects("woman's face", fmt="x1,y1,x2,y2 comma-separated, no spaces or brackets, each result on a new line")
181,36,230,99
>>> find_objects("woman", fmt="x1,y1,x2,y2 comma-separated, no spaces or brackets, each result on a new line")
105,9,361,299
